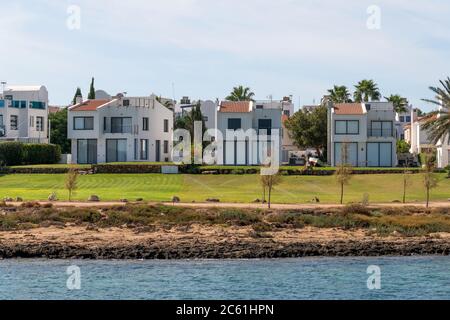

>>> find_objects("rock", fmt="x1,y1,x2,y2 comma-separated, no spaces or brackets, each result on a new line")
120,199,129,203
3,197,13,202
15,197,23,202
48,192,58,201
172,196,180,203
313,197,320,203
206,198,220,203
253,199,261,203
136,198,144,202
392,200,401,203
88,195,100,202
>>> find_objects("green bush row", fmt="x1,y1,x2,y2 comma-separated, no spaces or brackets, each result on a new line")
0,142,61,166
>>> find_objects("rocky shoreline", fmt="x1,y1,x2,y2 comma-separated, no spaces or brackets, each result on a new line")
1,238,450,259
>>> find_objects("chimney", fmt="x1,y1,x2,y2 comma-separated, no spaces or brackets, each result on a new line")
75,95,83,105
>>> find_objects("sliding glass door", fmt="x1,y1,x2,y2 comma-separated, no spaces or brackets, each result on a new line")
367,142,392,167
77,139,97,164
106,139,127,162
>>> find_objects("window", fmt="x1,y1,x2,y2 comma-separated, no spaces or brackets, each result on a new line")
405,116,411,122
256,105,264,109
36,116,44,132
74,117,94,130
77,139,97,164
164,140,169,154
283,110,290,116
109,117,132,133
140,139,148,160
370,121,392,137
0,100,4,108
134,139,139,160
203,116,208,122
143,117,149,131
399,116,405,122
258,119,272,135
29,116,34,127
367,142,392,167
335,120,359,135
164,119,169,132
106,139,127,162
123,99,130,106
30,101,46,110
227,118,241,130
10,115,18,130
11,100,26,109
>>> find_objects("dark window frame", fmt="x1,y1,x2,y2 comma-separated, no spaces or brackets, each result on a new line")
163,119,169,133
10,115,18,130
334,120,359,135
73,116,94,130
143,117,149,131
227,118,242,130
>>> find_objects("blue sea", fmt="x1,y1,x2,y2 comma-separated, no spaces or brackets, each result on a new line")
0,256,449,300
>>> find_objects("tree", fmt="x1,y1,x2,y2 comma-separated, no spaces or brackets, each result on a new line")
72,87,82,105
327,85,352,103
49,108,71,153
402,165,412,204
284,105,327,160
226,85,255,101
421,77,450,144
175,102,206,142
384,94,409,114
423,152,438,208
260,172,281,209
88,77,95,99
397,140,410,154
334,143,353,204
65,167,79,202
354,79,381,102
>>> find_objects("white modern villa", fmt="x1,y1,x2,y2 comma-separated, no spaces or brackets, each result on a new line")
215,100,282,165
327,102,398,167
0,85,49,143
68,93,173,164
175,97,217,130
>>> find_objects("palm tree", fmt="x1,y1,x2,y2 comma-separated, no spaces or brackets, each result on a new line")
384,94,409,114
353,79,381,102
421,77,450,144
226,85,255,101
327,85,352,103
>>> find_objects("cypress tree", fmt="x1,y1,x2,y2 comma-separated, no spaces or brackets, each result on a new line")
88,77,95,99
72,87,82,105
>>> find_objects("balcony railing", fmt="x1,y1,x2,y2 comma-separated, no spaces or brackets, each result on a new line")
367,128,395,137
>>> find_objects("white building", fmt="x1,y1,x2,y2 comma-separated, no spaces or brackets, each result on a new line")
0,85,49,143
395,106,416,140
327,102,398,167
68,94,173,164
215,101,282,165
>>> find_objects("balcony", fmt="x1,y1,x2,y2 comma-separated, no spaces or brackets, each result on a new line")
367,128,395,138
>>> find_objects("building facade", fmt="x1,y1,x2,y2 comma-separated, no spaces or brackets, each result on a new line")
327,102,398,167
68,94,173,164
0,85,49,143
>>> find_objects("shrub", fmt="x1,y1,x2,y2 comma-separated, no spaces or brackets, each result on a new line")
23,144,61,164
0,142,24,166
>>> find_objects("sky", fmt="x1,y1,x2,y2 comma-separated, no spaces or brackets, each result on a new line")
1,0,450,111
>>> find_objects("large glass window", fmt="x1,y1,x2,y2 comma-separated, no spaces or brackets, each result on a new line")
10,115,18,130
106,139,127,162
74,117,94,130
335,120,359,135
334,142,358,166
140,139,148,160
0,100,4,108
77,139,97,164
370,121,392,137
227,118,241,130
30,101,46,110
110,117,132,133
11,100,26,109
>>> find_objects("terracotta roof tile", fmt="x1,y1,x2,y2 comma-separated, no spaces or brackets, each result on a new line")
219,101,252,113
334,103,364,115
70,99,110,111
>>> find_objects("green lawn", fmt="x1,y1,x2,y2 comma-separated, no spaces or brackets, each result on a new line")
0,173,449,204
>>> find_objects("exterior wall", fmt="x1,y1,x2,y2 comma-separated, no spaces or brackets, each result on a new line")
0,86,49,143
68,96,173,164
329,102,397,167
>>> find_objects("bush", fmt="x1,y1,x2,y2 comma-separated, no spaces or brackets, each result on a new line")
23,144,61,164
0,142,24,166
0,142,61,166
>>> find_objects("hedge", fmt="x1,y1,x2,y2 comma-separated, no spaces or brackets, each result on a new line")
0,142,61,166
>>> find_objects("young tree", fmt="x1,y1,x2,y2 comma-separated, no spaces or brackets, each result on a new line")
72,87,82,105
402,165,412,204
260,173,281,209
284,105,327,160
65,167,79,202
423,152,438,208
88,77,96,99
334,143,353,204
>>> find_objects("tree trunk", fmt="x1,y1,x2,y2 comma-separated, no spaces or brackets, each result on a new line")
426,187,429,208
69,190,71,202
268,184,272,209
402,179,406,204
340,183,344,204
